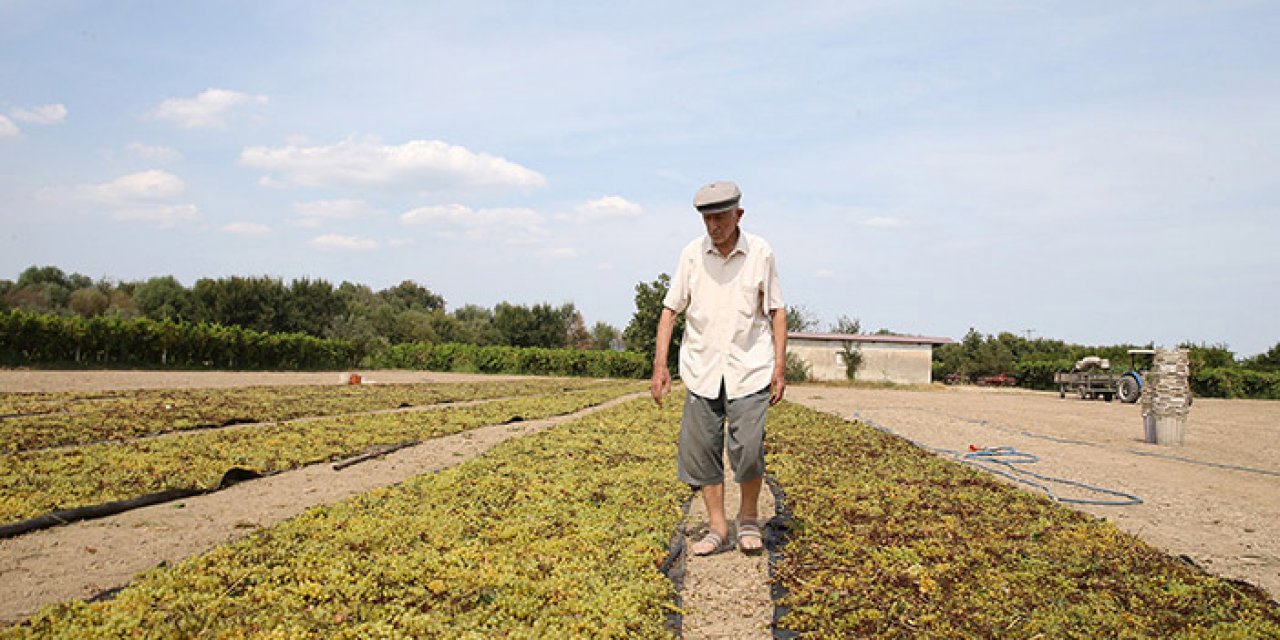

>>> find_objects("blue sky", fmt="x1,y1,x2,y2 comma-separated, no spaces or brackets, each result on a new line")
2,1,1277,356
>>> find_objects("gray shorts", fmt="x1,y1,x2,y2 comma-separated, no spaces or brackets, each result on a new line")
677,382,770,486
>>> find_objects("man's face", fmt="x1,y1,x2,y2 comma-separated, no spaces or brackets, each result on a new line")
702,208,743,245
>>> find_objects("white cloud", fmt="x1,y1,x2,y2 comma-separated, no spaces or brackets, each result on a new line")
537,247,579,259
241,137,547,191
127,141,183,163
557,195,642,223
861,216,910,228
113,204,200,227
815,268,836,278
401,203,547,243
53,170,185,204
37,169,200,227
223,222,272,235
310,234,379,251
10,103,67,125
0,115,19,138
151,88,268,129
387,237,416,247
288,198,376,228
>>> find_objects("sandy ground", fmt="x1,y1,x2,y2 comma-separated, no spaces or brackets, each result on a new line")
681,455,778,640
787,383,1280,601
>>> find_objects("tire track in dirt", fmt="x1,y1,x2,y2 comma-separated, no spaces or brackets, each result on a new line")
0,391,646,625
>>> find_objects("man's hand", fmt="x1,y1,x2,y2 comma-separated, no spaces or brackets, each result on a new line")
651,366,672,407
769,366,787,406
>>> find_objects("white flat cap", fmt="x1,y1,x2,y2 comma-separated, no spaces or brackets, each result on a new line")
693,181,741,214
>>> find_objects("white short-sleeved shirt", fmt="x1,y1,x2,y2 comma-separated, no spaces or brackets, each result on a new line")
663,230,784,400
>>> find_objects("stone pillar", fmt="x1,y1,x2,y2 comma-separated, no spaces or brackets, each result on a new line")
1142,348,1191,445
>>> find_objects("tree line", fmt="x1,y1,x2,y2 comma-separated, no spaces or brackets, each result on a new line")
933,329,1280,399
0,266,623,356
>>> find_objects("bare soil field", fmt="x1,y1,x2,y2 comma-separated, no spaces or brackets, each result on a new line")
788,383,1279,601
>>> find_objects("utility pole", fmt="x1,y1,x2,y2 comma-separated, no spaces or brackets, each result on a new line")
1023,329,1035,341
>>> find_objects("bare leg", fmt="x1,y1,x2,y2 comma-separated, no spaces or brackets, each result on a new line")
691,481,729,555
737,475,764,551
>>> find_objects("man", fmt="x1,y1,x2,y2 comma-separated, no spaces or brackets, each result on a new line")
650,180,787,556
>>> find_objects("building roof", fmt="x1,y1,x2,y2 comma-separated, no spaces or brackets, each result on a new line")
788,332,954,345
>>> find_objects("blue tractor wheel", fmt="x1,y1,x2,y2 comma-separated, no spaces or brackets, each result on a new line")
1118,373,1142,404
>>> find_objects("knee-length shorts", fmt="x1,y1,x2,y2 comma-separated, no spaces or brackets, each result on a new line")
676,383,769,486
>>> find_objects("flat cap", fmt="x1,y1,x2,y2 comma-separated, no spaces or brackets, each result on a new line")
693,180,741,214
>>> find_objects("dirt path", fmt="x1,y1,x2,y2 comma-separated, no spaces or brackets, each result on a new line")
681,455,778,639
0,391,646,624
787,384,1280,601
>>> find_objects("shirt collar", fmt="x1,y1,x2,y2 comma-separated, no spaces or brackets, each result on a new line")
702,229,748,257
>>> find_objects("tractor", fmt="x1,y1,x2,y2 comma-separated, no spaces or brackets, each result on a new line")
1116,348,1155,403
1054,349,1156,403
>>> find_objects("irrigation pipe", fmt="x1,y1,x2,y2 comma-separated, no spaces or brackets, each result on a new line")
852,411,1143,507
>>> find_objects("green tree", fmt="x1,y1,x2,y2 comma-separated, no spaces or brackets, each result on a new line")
1243,342,1280,372
191,276,289,332
787,305,820,332
379,280,445,312
623,274,683,370
68,287,110,317
493,302,571,348
452,304,501,345
831,315,863,379
134,276,194,321
590,321,620,350
285,277,343,337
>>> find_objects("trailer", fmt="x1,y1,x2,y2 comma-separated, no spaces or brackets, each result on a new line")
1055,355,1121,401
1055,350,1173,404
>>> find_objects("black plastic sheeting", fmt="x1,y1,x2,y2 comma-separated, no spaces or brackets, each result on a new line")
658,488,696,638
0,467,263,540
764,474,799,640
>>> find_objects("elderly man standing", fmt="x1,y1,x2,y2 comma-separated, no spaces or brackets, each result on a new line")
650,180,787,556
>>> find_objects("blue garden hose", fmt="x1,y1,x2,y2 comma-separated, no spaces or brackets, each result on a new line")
853,411,1144,507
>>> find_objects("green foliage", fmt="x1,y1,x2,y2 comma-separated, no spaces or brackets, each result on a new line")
622,274,683,370
1191,367,1280,400
133,275,193,321
0,310,357,370
367,342,649,379
590,321,621,350
493,302,574,348
767,403,1280,637
784,351,811,383
1243,342,1280,372
786,305,820,332
1014,358,1075,390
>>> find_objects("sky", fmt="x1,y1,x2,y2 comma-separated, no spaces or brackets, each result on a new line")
1,1,1277,357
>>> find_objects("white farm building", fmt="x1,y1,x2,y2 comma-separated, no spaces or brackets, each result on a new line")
788,332,954,385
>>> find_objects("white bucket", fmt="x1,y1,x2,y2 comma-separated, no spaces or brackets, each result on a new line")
1146,415,1185,445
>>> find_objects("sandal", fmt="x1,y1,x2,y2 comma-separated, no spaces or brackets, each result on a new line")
690,530,734,557
738,520,764,556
